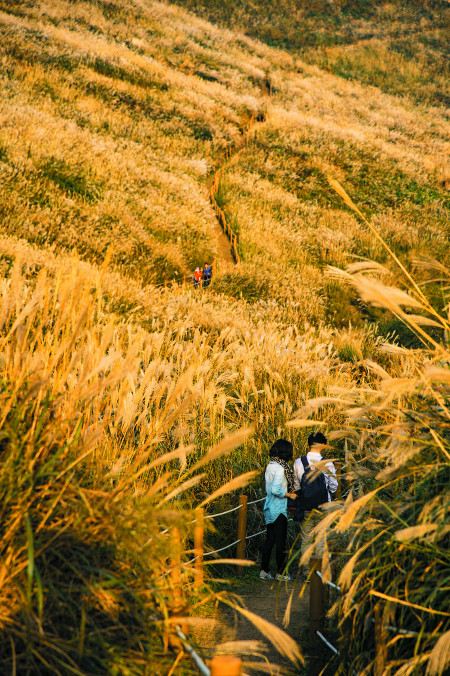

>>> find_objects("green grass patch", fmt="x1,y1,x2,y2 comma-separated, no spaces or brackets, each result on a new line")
39,157,102,202
169,0,449,105
0,140,7,162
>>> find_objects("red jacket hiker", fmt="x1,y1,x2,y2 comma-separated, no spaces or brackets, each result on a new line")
194,267,202,287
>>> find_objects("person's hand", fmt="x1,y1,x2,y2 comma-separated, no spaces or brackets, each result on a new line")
286,492,298,500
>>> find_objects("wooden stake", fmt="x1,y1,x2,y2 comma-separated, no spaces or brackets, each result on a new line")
374,604,387,676
236,495,248,576
210,656,242,676
165,527,185,653
170,527,181,603
309,555,324,676
194,507,204,589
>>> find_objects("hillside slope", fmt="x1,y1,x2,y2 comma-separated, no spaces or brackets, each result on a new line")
1,0,448,335
0,0,269,281
170,0,450,106
0,2,449,675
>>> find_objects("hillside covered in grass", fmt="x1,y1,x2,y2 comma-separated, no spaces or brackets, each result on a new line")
1,0,448,330
170,0,450,106
0,1,449,674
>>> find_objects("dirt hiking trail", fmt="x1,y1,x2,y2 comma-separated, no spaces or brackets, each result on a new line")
194,576,309,675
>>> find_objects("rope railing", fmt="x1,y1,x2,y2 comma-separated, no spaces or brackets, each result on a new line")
153,611,243,675
316,630,339,656
163,468,403,675
175,626,211,676
162,486,360,675
202,525,267,559
247,496,265,506
316,570,341,592
245,528,266,540
309,547,342,671
159,493,264,674
203,538,242,557
159,493,267,590
385,624,419,637
175,625,245,675
157,495,262,536
204,503,242,520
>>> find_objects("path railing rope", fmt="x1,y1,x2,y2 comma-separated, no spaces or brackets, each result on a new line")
163,466,399,675
308,555,346,675
204,503,242,519
159,493,266,582
160,493,263,672
174,625,243,676
307,479,402,676
203,538,242,557
247,496,265,506
196,493,266,575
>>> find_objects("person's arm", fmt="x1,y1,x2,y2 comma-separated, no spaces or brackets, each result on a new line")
271,466,296,499
293,458,303,491
325,461,338,494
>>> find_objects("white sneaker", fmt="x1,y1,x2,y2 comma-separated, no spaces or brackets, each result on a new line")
259,570,274,580
275,573,293,582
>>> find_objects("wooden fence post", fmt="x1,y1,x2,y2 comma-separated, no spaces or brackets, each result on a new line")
236,495,248,576
210,655,242,676
374,604,387,676
309,555,324,676
171,527,181,604
194,507,204,589
165,526,188,652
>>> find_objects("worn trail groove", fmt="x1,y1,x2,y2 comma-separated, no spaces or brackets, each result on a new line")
207,83,269,265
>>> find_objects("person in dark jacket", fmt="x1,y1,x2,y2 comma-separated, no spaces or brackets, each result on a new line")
202,263,212,287
293,432,338,556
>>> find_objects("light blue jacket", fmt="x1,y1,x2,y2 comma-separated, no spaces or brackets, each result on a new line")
263,461,287,525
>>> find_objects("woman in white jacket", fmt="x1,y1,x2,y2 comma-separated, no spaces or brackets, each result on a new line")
260,439,298,581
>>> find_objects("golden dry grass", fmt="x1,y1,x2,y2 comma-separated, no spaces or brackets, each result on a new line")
287,185,450,676
0,245,320,672
0,1,449,673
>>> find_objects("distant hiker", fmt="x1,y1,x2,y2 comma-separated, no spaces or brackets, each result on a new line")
293,432,338,555
202,262,212,287
260,439,298,581
193,267,202,288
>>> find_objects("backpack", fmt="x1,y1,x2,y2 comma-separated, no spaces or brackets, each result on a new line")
299,455,328,512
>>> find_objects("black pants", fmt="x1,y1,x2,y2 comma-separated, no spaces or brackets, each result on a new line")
261,514,288,573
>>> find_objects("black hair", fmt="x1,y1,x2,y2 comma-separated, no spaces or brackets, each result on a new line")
308,432,327,447
269,438,293,461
